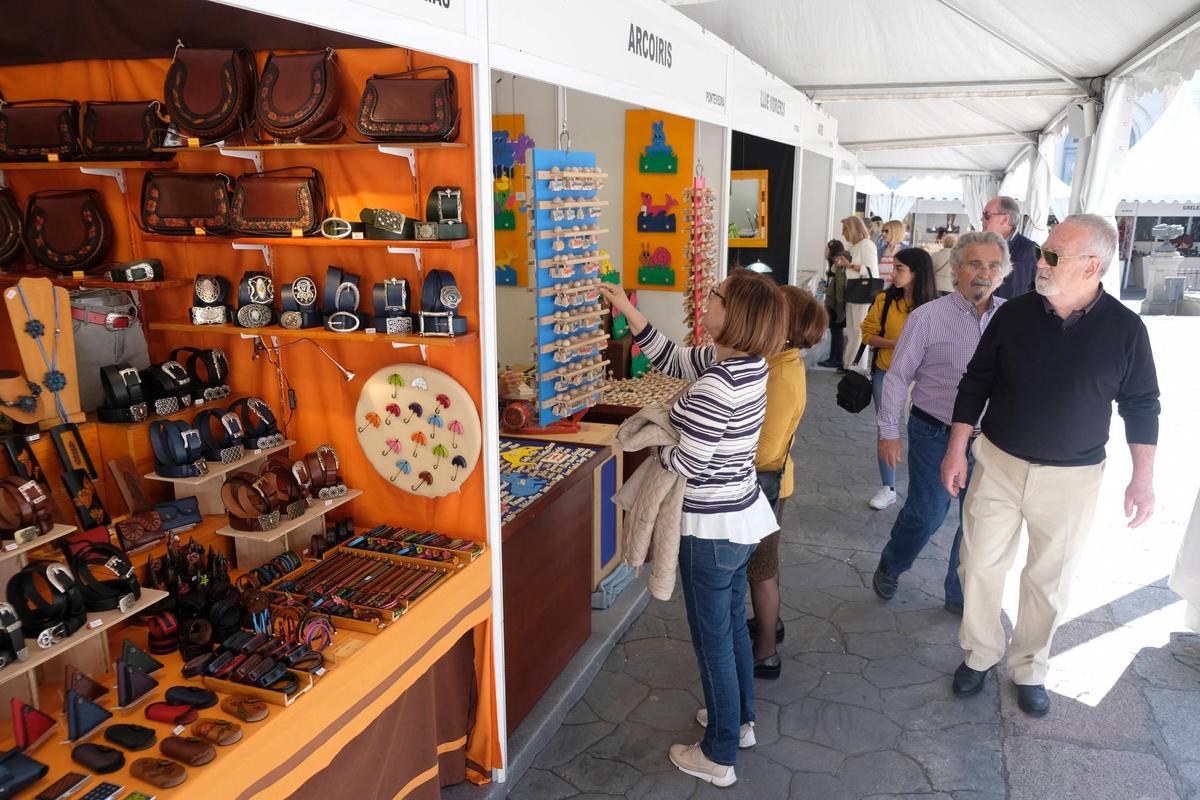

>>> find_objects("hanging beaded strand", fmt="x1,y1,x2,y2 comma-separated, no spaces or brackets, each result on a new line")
15,285,69,424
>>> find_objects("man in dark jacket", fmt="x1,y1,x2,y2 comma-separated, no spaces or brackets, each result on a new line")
982,196,1038,299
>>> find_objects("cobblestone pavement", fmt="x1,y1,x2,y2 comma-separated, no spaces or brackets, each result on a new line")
510,315,1200,800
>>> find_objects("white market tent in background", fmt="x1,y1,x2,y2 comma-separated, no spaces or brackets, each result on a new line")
1119,85,1200,203
671,0,1200,240
999,159,1073,222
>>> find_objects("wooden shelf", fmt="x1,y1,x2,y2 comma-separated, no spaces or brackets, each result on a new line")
0,589,168,691
216,489,362,543
138,234,474,249
535,170,608,179
0,273,188,292
155,141,467,154
537,228,607,240
0,524,76,565
143,439,296,487
0,160,175,171
146,321,477,347
536,199,609,210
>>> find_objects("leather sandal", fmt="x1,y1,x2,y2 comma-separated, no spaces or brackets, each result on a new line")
220,694,269,723
160,735,216,766
131,757,188,789
191,718,243,746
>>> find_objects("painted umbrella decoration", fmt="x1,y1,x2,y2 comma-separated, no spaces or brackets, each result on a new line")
448,420,464,449
388,373,404,399
411,470,434,491
434,393,451,416
381,437,402,456
357,412,381,432
390,459,411,482
384,403,403,425
431,443,449,468
411,431,427,455
427,414,444,437
411,377,428,391
404,402,423,424
450,454,468,481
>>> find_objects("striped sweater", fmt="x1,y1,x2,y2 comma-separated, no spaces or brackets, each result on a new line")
633,325,768,514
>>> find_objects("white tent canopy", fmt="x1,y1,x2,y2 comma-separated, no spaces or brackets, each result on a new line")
999,159,1072,221
674,0,1200,183
896,175,962,201
1118,86,1200,202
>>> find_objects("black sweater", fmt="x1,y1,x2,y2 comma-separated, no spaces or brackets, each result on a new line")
952,291,1160,466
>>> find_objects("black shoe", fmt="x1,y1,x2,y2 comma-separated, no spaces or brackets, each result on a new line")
754,653,781,680
872,563,899,601
747,618,785,643
817,358,842,369
944,599,964,616
952,662,989,697
1016,684,1050,716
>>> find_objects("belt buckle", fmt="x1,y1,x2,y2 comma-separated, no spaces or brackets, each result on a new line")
127,264,154,282
129,402,148,422
104,312,134,331
37,623,67,649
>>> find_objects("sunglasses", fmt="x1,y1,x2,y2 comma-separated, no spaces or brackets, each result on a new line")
709,287,725,301
1039,247,1096,268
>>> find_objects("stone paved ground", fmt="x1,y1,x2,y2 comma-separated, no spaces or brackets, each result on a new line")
509,314,1200,800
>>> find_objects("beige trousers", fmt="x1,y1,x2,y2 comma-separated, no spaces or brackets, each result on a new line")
843,302,871,371
958,435,1105,685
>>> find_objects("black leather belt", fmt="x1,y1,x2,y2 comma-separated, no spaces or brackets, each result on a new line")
7,561,87,645
237,271,275,328
280,276,321,329
911,406,950,431
228,397,284,449
169,347,231,401
323,265,367,332
69,543,140,613
419,269,467,336
108,258,161,283
373,278,413,333
360,208,413,239
98,364,148,423
193,408,245,463
192,274,232,326
149,420,208,478
139,361,192,415
416,186,469,240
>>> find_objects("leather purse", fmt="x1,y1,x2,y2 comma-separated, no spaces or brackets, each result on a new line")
255,50,343,142
22,189,111,273
115,509,165,552
140,171,232,235
71,742,125,774
60,526,113,560
843,264,884,305
164,45,257,142
11,698,55,751
230,167,325,236
0,748,48,797
0,98,80,161
355,66,460,142
153,496,202,532
0,188,21,266
81,100,171,160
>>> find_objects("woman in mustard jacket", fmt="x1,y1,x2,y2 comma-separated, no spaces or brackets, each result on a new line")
748,286,828,678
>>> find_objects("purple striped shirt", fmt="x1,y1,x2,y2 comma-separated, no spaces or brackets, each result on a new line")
878,291,1004,439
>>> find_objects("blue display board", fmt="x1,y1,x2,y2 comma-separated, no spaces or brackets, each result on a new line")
530,148,609,426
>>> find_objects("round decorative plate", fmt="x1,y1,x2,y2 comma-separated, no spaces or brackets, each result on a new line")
354,364,481,497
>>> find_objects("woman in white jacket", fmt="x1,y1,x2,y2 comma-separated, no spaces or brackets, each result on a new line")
840,215,879,371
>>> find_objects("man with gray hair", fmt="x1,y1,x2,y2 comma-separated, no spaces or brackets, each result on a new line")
982,195,1038,299
942,214,1160,717
872,231,1009,613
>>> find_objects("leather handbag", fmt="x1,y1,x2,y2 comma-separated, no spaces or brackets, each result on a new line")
140,171,232,235
230,167,326,236
153,496,202,531
81,100,171,160
22,189,112,273
255,49,343,142
71,742,125,774
355,66,460,142
164,45,257,142
0,748,48,797
115,509,165,552
836,369,872,414
0,188,22,266
843,264,884,305
0,98,80,161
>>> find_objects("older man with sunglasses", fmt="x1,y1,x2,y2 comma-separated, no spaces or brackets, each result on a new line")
942,214,1160,717
981,196,1038,299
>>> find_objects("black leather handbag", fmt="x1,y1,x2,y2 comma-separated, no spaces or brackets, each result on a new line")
844,264,884,305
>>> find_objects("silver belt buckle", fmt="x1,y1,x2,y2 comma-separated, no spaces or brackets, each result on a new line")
104,312,134,331
36,623,67,649
127,264,154,282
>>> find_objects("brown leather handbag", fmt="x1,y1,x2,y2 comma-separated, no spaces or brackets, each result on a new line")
355,66,460,142
115,510,165,553
23,190,112,273
81,101,171,160
140,171,233,235
229,167,326,237
254,50,343,142
163,45,257,142
0,188,22,266
0,98,81,161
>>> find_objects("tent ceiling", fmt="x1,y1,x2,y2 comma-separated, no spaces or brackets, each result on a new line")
674,0,1200,177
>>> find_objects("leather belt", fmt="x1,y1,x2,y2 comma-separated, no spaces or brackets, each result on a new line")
0,476,53,535
911,406,951,431
228,397,283,449
168,347,231,401
221,471,282,532
98,363,149,423
192,408,245,463
69,543,140,613
139,361,192,415
108,258,161,283
236,272,275,328
419,268,466,336
7,561,87,644
71,306,137,330
191,274,232,326
149,420,208,478
280,276,321,329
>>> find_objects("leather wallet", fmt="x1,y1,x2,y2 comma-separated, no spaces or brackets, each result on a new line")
10,698,55,751
153,496,203,532
0,748,48,797
104,723,157,751
63,665,108,703
117,659,159,707
131,757,188,789
71,742,125,774
144,702,199,726
65,689,113,742
165,686,217,710
121,639,164,674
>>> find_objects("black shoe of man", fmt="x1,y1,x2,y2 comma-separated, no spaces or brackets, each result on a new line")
1016,684,1050,716
952,662,989,697
872,563,899,601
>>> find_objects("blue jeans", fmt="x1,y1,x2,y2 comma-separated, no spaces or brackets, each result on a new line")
872,369,896,488
678,535,757,766
878,414,974,605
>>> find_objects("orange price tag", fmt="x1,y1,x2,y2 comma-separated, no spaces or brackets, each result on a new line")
46,154,60,162
186,137,201,148
71,271,86,279
290,228,303,238
194,227,206,236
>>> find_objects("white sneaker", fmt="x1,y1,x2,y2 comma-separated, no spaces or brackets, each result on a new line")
669,742,737,787
869,487,897,510
695,708,756,748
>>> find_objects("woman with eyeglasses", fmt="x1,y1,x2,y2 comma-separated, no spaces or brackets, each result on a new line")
860,248,938,510
840,215,879,372
598,271,785,788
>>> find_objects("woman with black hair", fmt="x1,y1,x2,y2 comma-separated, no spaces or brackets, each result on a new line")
818,239,848,369
860,247,937,509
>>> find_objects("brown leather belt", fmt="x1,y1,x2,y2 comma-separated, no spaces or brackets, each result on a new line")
0,477,53,534
221,471,282,532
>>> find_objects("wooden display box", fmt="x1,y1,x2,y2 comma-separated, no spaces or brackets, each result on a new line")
202,669,314,707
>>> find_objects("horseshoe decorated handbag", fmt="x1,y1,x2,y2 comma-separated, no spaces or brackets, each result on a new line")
355,66,460,142
0,188,22,266
23,190,112,273
230,167,326,236
254,50,343,142
164,45,257,142
81,100,171,160
0,97,80,161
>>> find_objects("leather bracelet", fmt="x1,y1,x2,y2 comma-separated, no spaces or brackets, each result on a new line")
267,672,300,696
182,652,215,678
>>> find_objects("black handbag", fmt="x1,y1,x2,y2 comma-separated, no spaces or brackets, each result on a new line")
0,188,22,266
836,294,892,414
844,263,884,305
0,748,48,797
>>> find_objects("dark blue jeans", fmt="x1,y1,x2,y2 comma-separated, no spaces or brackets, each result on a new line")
678,535,757,766
878,413,974,605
